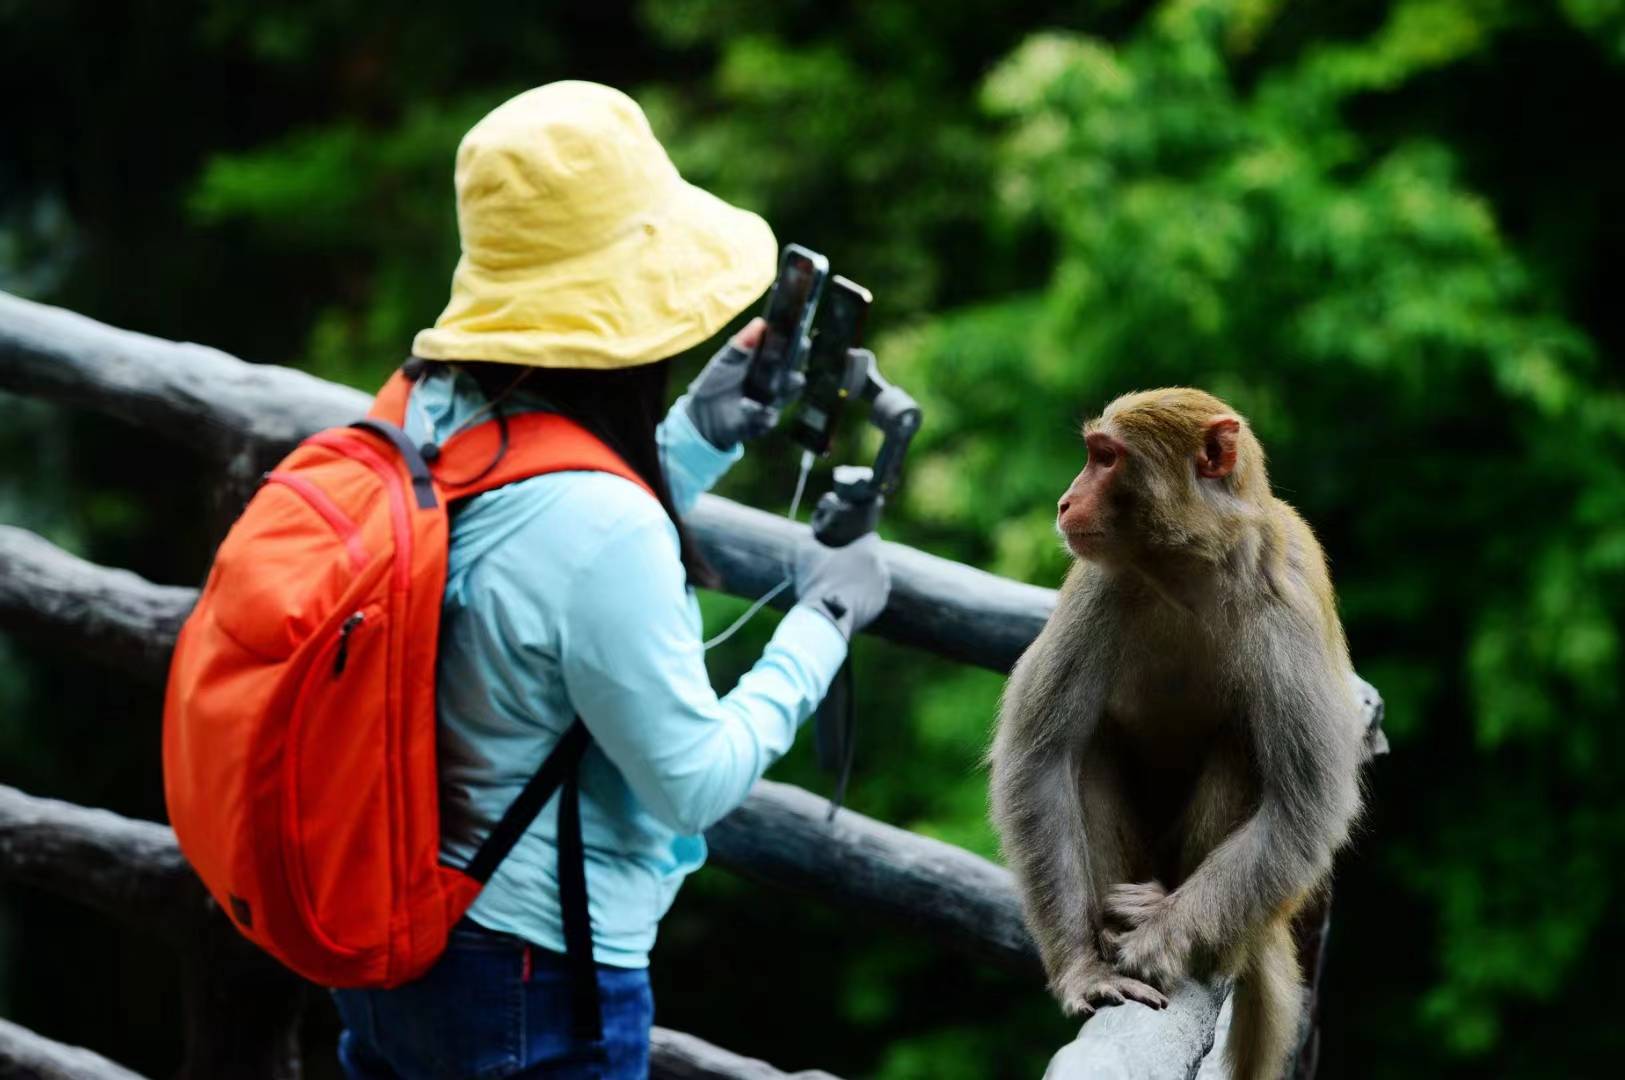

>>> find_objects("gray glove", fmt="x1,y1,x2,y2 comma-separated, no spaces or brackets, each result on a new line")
794,532,891,640
683,336,803,450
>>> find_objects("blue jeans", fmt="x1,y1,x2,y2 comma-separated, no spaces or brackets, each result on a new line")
332,921,653,1079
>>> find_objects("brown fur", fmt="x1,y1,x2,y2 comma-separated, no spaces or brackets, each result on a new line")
989,388,1363,1080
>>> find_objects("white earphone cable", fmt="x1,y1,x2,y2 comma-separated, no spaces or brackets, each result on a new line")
703,450,815,651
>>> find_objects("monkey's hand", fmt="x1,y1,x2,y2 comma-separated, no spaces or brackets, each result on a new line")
1051,956,1170,1017
1103,881,1191,990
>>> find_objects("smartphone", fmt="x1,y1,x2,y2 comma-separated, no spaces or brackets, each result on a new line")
790,276,872,456
744,244,829,404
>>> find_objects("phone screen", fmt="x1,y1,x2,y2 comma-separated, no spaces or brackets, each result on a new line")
745,245,828,404
791,277,871,455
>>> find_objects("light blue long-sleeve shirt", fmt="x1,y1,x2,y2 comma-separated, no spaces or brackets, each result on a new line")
403,367,847,968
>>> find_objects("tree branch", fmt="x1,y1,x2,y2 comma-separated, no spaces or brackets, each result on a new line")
651,1028,841,1080
707,779,1037,975
0,291,366,464
1047,978,1230,1080
0,784,199,940
0,525,194,680
0,1018,148,1080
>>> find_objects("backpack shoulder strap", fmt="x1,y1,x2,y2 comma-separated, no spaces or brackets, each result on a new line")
369,369,415,425
462,717,604,1043
439,412,655,502
461,718,591,885
368,368,656,503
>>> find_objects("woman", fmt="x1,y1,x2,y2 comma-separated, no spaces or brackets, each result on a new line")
330,82,890,1078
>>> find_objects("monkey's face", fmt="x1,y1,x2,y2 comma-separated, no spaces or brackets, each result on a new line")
1060,392,1255,568
1057,430,1129,560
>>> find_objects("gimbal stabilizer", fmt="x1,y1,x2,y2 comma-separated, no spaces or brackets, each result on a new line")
746,246,923,810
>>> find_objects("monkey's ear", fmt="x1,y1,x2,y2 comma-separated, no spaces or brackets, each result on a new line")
1197,417,1241,479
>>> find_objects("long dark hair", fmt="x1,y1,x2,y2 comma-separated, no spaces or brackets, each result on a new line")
433,358,717,589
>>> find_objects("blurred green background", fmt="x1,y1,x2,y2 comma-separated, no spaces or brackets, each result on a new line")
4,0,1624,1076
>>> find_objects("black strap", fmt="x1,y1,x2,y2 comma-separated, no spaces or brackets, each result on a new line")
465,719,591,882
462,718,602,1043
556,763,602,1042
815,657,857,822
351,419,438,510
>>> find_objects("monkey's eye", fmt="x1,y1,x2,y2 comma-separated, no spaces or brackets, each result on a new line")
1085,433,1123,470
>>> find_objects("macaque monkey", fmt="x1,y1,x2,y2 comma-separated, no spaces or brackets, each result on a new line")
989,389,1364,1080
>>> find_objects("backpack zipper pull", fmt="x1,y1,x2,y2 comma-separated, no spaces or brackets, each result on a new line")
333,612,365,677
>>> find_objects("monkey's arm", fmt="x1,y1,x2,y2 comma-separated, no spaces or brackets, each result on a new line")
1108,616,1362,982
989,601,1164,1015
989,653,1096,978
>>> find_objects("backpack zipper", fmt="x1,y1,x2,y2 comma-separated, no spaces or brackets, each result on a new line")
263,472,370,572
305,432,415,592
332,612,365,677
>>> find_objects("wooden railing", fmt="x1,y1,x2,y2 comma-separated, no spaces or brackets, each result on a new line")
0,291,1379,1078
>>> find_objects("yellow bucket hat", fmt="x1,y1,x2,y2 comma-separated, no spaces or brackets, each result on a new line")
413,81,777,368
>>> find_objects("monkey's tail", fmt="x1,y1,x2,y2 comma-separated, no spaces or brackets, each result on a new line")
1226,916,1303,1080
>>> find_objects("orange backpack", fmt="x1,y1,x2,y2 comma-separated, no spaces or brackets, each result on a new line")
163,367,651,1011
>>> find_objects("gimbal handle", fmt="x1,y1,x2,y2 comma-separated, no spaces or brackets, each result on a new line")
808,354,923,549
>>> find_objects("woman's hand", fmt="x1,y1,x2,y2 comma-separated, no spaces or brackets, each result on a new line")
683,318,801,450
794,532,891,640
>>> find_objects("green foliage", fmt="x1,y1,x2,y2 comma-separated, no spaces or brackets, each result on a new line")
188,97,490,386
1564,0,1625,59
4,0,1625,1076
637,6,1003,317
